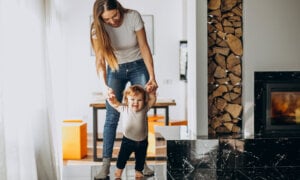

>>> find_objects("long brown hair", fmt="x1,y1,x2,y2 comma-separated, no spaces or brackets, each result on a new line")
90,0,128,72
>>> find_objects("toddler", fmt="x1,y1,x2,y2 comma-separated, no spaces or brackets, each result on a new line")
107,85,156,178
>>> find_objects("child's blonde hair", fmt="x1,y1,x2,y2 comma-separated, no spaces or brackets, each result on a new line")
123,85,147,106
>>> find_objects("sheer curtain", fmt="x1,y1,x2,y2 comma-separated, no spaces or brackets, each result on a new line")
0,0,66,179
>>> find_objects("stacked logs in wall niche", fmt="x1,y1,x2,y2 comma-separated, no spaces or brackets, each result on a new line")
207,0,243,135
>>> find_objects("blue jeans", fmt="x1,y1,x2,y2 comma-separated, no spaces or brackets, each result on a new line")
103,59,149,158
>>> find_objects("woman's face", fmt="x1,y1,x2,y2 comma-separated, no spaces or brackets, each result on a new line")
127,94,145,112
101,9,121,27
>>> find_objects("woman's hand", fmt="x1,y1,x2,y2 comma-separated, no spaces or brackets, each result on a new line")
145,79,158,93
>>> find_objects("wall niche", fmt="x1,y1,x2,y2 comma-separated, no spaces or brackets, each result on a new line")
207,0,243,136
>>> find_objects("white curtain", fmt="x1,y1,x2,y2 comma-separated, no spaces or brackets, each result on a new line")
0,0,66,179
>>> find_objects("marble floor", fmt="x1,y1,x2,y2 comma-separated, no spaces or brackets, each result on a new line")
63,126,300,179
167,137,300,180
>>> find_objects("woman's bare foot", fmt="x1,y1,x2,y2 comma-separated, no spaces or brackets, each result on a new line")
114,168,123,179
135,171,144,178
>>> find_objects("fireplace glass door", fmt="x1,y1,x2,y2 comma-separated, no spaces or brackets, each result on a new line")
266,83,300,131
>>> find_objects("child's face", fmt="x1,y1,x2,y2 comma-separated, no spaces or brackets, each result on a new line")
127,93,145,112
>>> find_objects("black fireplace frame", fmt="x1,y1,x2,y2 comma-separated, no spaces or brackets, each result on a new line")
255,71,300,137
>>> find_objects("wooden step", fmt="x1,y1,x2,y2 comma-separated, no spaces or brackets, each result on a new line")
86,132,166,161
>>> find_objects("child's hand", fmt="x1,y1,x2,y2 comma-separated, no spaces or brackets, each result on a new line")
145,84,157,93
107,88,116,101
106,88,120,108
145,85,152,92
145,80,158,93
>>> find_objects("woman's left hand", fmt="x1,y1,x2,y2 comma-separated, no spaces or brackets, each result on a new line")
145,79,158,93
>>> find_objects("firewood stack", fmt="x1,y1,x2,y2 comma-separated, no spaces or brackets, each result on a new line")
207,0,243,135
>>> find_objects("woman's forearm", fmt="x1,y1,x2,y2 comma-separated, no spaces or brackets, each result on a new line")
140,45,156,81
136,28,156,81
95,56,108,88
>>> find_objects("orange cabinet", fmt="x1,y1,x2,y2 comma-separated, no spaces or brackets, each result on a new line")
62,120,87,160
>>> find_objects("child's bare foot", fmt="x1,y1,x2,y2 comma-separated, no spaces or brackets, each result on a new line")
135,171,144,178
114,168,123,179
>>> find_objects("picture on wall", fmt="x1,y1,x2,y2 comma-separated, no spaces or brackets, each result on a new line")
90,15,95,56
179,40,188,81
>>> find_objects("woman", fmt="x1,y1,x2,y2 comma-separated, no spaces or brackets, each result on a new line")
90,0,158,179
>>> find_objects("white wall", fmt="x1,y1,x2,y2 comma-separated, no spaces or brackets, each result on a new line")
195,0,208,137
186,0,208,138
58,0,300,137
243,0,300,137
61,0,186,133
187,0,300,138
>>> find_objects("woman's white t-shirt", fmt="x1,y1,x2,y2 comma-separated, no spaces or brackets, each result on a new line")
104,10,144,64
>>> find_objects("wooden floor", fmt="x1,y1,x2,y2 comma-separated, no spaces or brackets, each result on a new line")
63,161,167,180
63,133,166,165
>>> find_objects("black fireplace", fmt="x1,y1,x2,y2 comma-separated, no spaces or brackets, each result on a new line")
255,71,300,137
